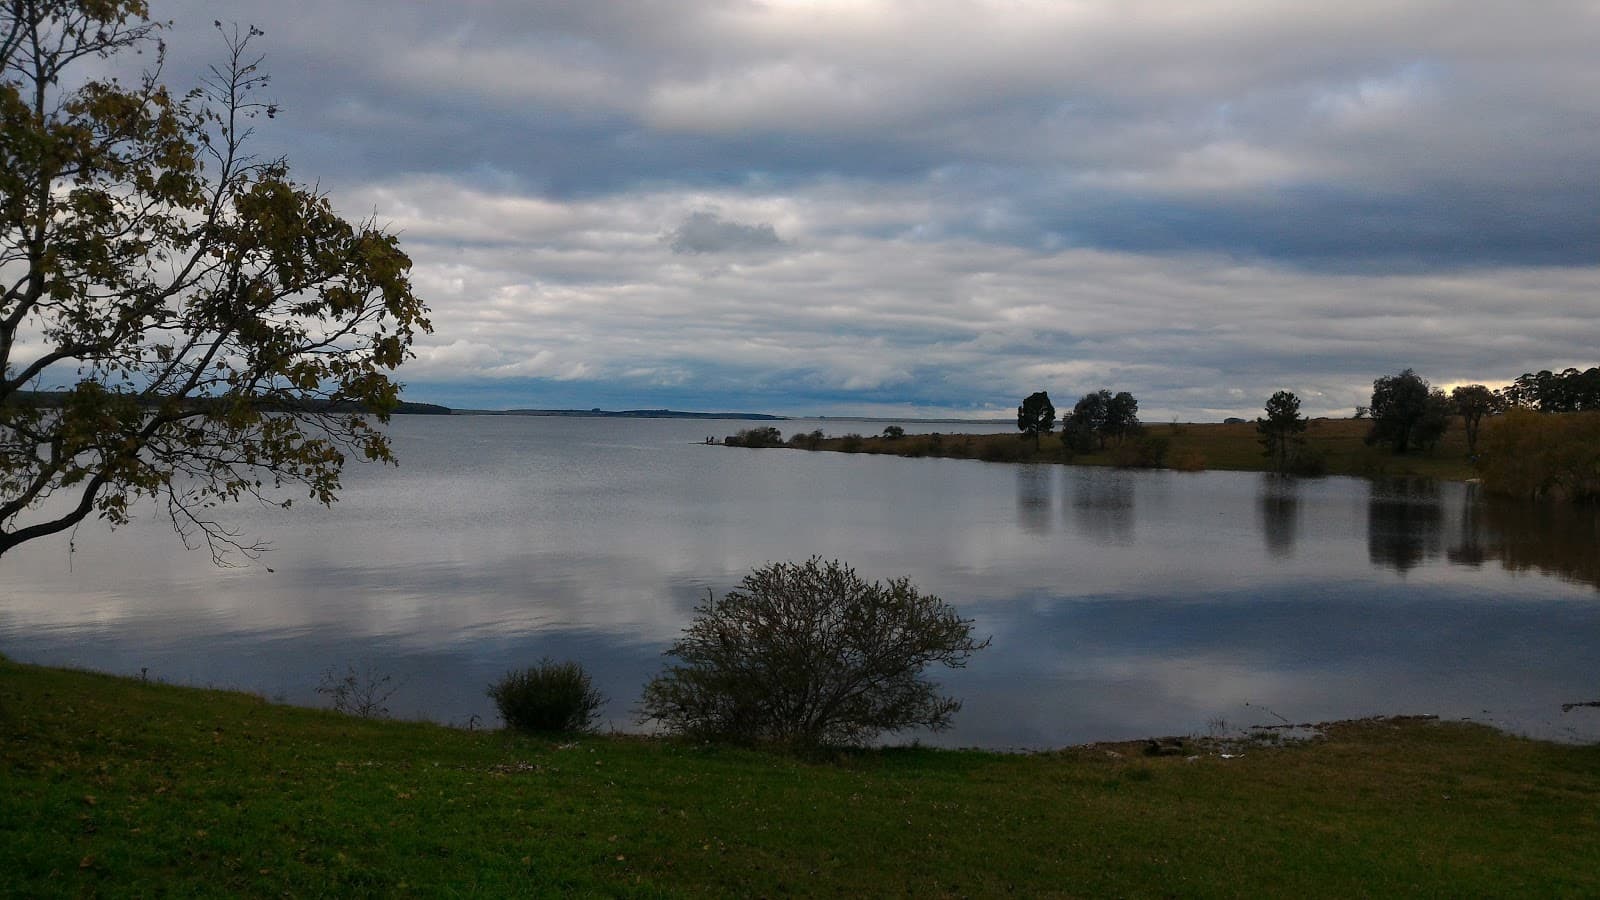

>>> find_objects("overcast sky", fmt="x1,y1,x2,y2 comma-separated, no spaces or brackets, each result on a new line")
156,0,1598,419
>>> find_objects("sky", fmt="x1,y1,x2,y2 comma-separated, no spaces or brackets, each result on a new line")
153,0,1598,419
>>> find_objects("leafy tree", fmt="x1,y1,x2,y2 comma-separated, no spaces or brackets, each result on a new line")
1256,390,1308,473
1059,416,1094,454
1103,391,1140,443
1450,384,1500,456
1015,390,1054,449
639,558,988,749
881,424,905,439
1063,390,1110,451
0,5,429,561
1365,369,1449,454
1060,389,1140,451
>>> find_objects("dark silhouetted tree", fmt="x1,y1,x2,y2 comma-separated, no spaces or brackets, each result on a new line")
1365,369,1449,454
1256,390,1308,473
1063,390,1110,451
1103,391,1140,443
1016,391,1055,449
1061,389,1140,451
1450,384,1500,456
1501,367,1600,412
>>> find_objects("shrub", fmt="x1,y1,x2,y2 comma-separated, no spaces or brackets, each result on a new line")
788,429,825,450
1110,435,1168,468
1287,444,1328,477
1168,448,1208,472
488,660,605,734
838,433,865,452
725,426,784,448
1477,409,1600,501
316,662,399,718
978,438,1031,462
639,558,988,749
882,425,906,439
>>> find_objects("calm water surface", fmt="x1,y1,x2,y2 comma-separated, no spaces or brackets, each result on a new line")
4,415,1598,747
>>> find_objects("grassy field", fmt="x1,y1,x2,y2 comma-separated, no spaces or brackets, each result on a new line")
794,417,1477,481
4,658,1597,896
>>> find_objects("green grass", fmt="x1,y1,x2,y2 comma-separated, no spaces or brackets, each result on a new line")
4,658,1598,896
804,417,1477,481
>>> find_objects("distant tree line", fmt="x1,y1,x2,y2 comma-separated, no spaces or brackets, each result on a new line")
1356,365,1600,458
1499,367,1600,413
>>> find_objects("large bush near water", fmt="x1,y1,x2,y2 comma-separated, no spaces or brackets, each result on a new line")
640,558,988,748
1477,409,1600,501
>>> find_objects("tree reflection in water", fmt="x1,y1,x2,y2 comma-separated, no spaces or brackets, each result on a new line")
1015,465,1053,535
1366,477,1600,590
1458,486,1600,591
1257,474,1301,559
1068,469,1136,545
1367,477,1445,574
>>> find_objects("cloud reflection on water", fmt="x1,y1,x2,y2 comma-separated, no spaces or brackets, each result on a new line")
2,417,1597,748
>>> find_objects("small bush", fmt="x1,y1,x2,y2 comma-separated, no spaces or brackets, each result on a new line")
838,433,865,452
317,662,399,718
882,425,905,439
488,660,605,734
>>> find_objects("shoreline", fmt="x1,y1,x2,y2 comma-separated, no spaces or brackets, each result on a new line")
761,417,1479,482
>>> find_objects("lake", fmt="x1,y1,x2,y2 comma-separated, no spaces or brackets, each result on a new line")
3,415,1597,748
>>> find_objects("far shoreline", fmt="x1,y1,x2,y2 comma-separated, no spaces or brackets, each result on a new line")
727,417,1480,482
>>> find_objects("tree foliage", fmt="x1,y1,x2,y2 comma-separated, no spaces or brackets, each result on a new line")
1365,369,1449,454
1015,390,1054,449
0,4,429,561
1476,408,1600,502
1103,391,1140,443
1256,390,1308,473
1500,367,1600,413
639,558,988,749
1450,384,1500,455
1060,389,1140,453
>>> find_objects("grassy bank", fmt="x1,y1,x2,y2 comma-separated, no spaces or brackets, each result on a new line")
795,418,1477,481
4,659,1597,896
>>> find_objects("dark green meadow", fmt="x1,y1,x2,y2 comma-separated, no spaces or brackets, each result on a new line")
3,657,1597,896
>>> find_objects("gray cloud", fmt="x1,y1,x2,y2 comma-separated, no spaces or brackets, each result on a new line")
125,0,1600,414
666,210,784,255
